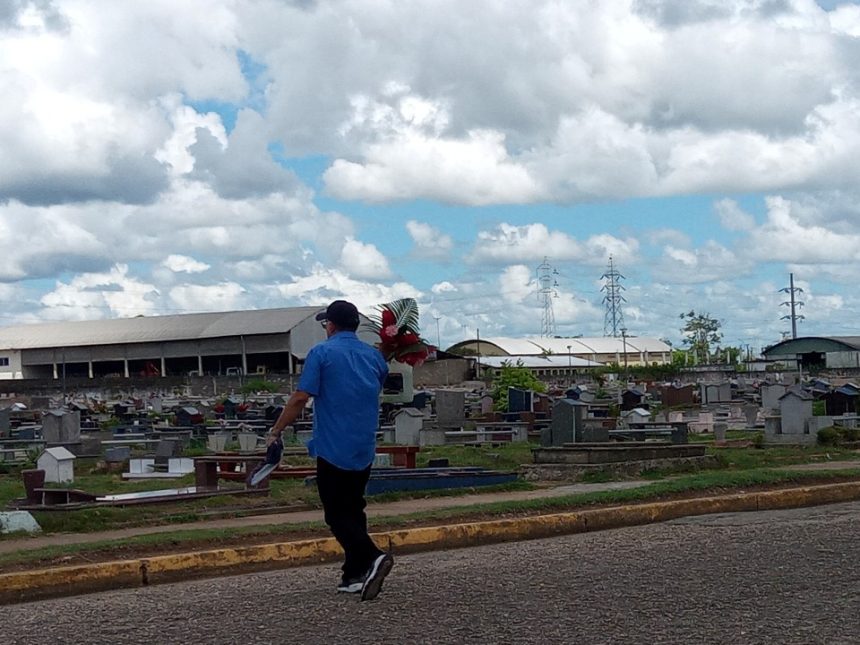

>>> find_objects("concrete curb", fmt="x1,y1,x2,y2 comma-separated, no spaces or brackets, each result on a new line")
3,480,860,604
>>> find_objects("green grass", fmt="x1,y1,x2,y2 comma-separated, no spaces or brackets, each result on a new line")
415,442,534,470
3,440,859,537
708,445,860,470
2,466,860,571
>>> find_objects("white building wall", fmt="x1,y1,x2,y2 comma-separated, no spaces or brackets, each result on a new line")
0,349,23,380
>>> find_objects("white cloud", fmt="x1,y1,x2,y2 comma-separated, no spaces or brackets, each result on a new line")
275,265,421,315
325,128,539,205
168,282,248,312
714,198,755,231
744,195,860,263
406,220,454,260
39,264,159,320
431,281,457,294
339,238,393,280
471,223,639,266
162,255,210,274
653,240,753,284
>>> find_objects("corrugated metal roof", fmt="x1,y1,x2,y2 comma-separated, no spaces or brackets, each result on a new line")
478,355,602,368
0,307,322,350
462,336,671,356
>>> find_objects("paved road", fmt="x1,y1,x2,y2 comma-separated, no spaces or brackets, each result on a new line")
6,502,860,644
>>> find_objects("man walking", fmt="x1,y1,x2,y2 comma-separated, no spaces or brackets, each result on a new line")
268,300,393,601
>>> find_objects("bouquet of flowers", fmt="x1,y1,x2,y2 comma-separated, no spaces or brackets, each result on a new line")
365,298,435,367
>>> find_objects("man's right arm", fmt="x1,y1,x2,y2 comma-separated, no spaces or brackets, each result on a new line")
268,390,310,441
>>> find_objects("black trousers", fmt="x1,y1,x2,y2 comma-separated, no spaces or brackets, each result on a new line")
316,457,383,579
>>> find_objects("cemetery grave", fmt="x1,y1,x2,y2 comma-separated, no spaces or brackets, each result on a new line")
2,373,860,537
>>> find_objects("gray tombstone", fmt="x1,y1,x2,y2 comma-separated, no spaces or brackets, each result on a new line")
155,439,181,465
480,395,494,415
761,384,787,411
743,404,759,428
105,446,131,463
436,390,465,428
778,390,813,435
41,410,81,444
548,399,587,447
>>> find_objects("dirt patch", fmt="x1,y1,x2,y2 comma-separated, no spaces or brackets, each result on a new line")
4,475,859,575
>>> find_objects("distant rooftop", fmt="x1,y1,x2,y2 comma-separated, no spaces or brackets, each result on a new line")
0,307,322,350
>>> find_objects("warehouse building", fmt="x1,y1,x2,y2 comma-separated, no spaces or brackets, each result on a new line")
762,336,860,371
0,307,376,380
447,336,672,368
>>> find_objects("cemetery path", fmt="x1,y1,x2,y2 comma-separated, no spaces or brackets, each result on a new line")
782,459,860,472
0,479,651,555
5,500,860,644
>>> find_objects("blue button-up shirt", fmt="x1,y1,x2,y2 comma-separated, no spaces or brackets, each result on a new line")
298,331,388,470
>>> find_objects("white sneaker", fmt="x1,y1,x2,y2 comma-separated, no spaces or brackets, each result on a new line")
337,576,365,593
360,553,394,601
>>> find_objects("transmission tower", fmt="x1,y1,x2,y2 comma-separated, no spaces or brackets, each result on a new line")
779,273,805,339
536,257,559,337
601,255,626,337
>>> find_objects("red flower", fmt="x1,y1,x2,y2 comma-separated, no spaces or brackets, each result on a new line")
381,308,396,327
402,352,425,367
397,331,419,347
381,324,399,340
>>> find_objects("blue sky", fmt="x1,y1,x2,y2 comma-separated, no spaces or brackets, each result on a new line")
2,0,860,354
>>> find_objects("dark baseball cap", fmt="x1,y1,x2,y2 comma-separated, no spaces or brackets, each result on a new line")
315,300,360,328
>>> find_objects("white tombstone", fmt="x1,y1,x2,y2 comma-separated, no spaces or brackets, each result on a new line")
129,458,156,475
37,446,76,483
394,408,424,445
238,432,259,452
207,432,230,452
168,457,194,474
0,511,41,534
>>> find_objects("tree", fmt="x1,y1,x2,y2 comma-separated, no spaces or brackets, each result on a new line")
679,311,722,364
490,360,546,411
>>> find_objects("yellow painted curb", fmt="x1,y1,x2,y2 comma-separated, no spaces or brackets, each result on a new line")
3,480,860,604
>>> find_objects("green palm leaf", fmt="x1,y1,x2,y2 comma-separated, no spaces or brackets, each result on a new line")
362,297,422,335
385,297,420,332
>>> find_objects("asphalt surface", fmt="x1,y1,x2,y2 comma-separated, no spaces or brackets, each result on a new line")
6,502,860,644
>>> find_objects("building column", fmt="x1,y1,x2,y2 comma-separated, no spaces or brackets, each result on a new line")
53,362,58,379
197,354,203,375
288,352,294,375
123,358,129,378
160,356,166,377
240,335,248,375
88,361,93,378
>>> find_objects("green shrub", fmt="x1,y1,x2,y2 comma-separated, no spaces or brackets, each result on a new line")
817,427,840,446
841,426,860,442
752,432,764,449
241,379,280,394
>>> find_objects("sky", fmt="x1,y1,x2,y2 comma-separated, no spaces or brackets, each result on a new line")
2,0,860,354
